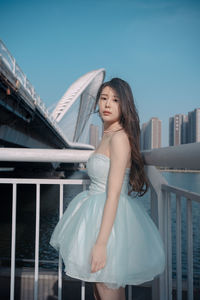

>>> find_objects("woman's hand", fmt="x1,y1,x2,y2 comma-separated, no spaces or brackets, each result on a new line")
90,242,107,273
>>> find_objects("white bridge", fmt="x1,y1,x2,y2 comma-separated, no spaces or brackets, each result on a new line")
0,40,105,151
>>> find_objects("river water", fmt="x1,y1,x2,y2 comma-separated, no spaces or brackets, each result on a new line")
0,171,199,285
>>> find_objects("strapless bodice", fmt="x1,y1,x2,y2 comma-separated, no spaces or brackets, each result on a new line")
86,153,130,195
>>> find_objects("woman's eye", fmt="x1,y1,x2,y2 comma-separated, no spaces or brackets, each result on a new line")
113,98,119,102
101,97,107,100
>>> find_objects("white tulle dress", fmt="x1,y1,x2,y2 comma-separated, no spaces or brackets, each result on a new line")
50,153,166,289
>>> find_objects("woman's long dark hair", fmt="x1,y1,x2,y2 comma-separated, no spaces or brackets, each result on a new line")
94,78,148,197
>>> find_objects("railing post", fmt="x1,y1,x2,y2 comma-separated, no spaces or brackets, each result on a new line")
176,195,182,300
151,187,161,300
34,184,40,300
58,184,64,300
150,188,158,225
10,183,17,300
128,285,132,300
162,189,169,300
81,281,85,300
81,183,87,300
187,198,193,300
146,166,168,300
167,191,172,300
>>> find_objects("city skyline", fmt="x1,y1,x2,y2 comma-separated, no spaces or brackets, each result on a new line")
142,106,200,148
0,0,199,147
169,108,200,146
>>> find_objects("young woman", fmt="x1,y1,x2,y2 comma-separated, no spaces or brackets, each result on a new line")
50,78,166,300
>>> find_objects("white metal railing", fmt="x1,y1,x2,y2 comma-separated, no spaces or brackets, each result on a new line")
0,143,200,299
0,177,136,300
0,178,89,300
161,184,200,300
144,142,200,300
146,165,200,300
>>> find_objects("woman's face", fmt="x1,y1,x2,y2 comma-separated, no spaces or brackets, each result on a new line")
98,86,121,124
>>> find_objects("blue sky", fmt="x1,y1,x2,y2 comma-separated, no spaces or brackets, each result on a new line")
0,0,200,146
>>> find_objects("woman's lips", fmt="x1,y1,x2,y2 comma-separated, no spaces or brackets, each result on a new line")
103,111,111,115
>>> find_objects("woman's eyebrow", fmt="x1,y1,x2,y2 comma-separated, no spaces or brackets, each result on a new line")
100,93,119,98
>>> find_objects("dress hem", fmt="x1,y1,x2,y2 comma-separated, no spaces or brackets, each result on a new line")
64,269,160,289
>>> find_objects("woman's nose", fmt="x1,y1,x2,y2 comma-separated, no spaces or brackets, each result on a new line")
105,99,111,107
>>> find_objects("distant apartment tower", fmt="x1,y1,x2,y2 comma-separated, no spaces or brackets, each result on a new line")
169,114,188,146
89,124,100,148
169,108,200,146
141,117,162,150
188,108,200,143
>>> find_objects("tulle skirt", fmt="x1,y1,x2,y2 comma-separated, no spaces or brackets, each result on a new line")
50,190,166,289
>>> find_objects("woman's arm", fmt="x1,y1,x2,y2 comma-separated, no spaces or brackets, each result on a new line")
90,132,131,273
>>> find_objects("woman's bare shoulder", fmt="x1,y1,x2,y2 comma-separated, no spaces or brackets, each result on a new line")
110,129,129,142
110,130,131,153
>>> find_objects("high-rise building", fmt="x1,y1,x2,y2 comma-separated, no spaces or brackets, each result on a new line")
169,108,200,146
89,124,100,148
169,114,187,146
141,117,162,150
169,117,174,146
188,108,200,143
181,115,188,144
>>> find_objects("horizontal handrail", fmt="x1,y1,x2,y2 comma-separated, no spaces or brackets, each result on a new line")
143,142,200,170
162,184,200,202
0,148,94,163
0,178,90,184
0,143,200,169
